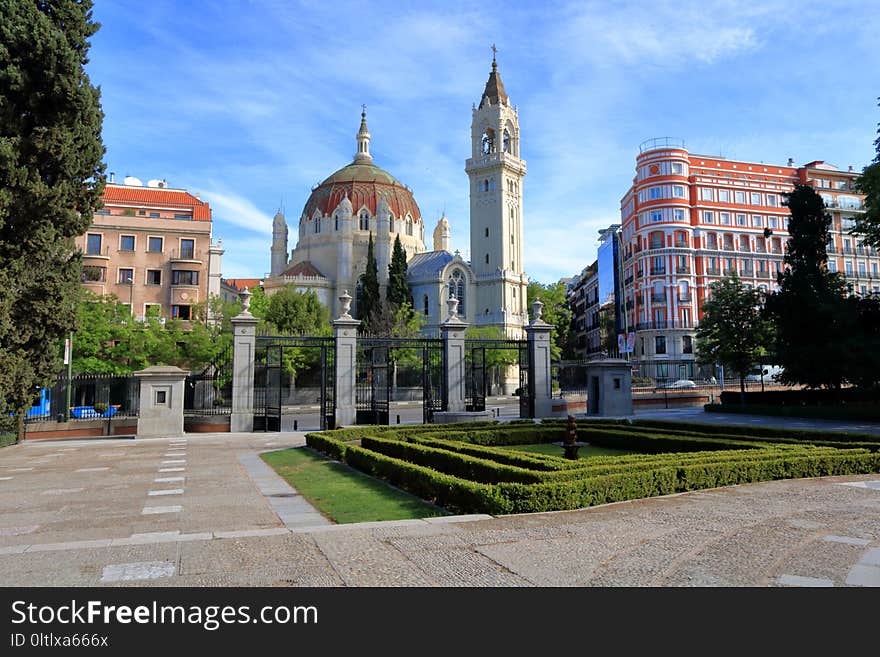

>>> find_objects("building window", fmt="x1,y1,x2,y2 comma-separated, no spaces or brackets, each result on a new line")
650,187,662,200
81,266,105,282
702,211,713,223
736,214,747,226
845,261,854,275
671,162,683,174
673,185,685,198
735,190,745,204
700,188,713,201
718,189,730,202
359,211,369,231
144,304,162,319
767,194,777,207
149,212,160,218
148,236,163,253
146,269,162,285
119,235,135,251
750,192,762,205
655,336,667,355
423,295,429,317
406,217,413,236
180,239,195,259
171,305,192,320
314,218,321,233
172,270,199,285
674,209,685,222
485,253,489,264
86,233,102,255
118,268,133,284
768,216,778,229
682,308,691,327
682,335,693,354
656,362,668,378
503,129,511,153
448,269,466,318
651,210,662,223
752,215,763,227
335,215,339,231
720,213,731,225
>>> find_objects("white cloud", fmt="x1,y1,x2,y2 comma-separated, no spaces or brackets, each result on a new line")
200,189,275,236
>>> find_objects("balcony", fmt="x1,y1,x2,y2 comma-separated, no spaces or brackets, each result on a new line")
770,247,782,254
651,293,666,302
649,242,664,251
675,240,689,248
742,268,754,277
170,248,202,263
738,245,751,252
676,266,691,275
624,275,634,285
706,267,721,275
827,246,838,254
634,319,694,330
677,293,692,302
843,247,854,255
706,242,718,251
82,246,110,261
639,137,687,153
722,244,735,251
857,247,866,256
650,267,666,276
755,246,766,253
723,268,737,276
757,271,771,279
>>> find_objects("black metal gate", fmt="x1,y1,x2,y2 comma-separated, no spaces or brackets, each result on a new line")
356,338,445,425
254,336,335,431
465,339,531,418
185,344,233,417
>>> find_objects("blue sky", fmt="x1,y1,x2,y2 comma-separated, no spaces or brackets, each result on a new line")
86,0,880,283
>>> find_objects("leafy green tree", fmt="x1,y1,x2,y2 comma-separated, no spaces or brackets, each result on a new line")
387,234,411,308
0,1,105,435
526,280,572,360
764,184,855,389
247,285,270,319
264,286,330,335
854,98,880,247
696,274,772,399
358,233,380,329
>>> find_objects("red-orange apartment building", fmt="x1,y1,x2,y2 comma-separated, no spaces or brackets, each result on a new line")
74,177,224,321
619,138,874,381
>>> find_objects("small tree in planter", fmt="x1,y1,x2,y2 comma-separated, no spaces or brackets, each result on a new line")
93,402,108,417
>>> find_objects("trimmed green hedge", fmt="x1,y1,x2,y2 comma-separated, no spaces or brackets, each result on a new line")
631,418,880,446
705,403,880,423
305,422,880,515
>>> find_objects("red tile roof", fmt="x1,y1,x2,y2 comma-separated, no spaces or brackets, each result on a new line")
101,184,212,221
281,261,325,278
224,278,262,291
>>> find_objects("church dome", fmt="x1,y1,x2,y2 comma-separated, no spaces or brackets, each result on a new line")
301,161,422,223
300,110,422,225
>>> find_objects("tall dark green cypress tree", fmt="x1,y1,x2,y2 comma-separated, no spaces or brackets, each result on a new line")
764,184,854,389
387,234,411,309
0,1,106,432
358,233,380,328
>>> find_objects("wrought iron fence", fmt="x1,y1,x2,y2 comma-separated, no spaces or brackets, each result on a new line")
184,344,233,416
24,373,140,423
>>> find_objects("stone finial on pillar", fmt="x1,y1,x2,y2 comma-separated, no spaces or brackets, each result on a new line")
530,298,545,325
447,293,460,321
239,286,253,317
338,290,353,320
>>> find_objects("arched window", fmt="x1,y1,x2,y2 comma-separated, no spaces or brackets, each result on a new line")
335,214,339,231
359,210,369,231
481,128,495,155
406,216,413,236
503,129,511,153
483,180,489,193
314,218,321,234
423,294,429,317
448,269,466,318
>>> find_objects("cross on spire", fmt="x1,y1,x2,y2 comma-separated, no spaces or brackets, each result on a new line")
361,103,367,116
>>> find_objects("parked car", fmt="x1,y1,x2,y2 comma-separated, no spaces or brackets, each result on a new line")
744,365,784,382
658,379,696,389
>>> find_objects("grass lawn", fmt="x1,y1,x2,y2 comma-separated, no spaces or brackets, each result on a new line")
502,443,634,459
261,447,448,524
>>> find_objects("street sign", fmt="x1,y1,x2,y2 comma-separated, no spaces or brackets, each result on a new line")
618,332,635,353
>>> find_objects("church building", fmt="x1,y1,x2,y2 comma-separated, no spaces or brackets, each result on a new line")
263,55,529,336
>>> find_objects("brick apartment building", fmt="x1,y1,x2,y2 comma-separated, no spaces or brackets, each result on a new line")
75,176,223,321
617,138,874,381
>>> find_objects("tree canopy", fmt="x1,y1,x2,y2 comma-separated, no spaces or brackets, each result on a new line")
763,184,856,389
853,98,880,247
263,286,330,335
387,234,411,308
0,1,105,425
526,280,573,360
358,233,380,328
695,274,772,396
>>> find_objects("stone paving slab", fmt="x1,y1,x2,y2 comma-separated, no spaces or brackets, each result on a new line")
1,431,879,586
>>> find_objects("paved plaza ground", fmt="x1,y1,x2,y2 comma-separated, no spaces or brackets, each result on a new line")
1,411,879,587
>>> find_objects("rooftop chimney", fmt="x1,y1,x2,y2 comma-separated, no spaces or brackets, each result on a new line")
787,158,794,167
109,172,115,183
848,165,854,172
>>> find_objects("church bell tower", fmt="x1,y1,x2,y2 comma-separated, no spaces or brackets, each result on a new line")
465,49,528,336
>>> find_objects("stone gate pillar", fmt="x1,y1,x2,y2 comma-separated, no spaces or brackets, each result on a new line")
134,365,188,438
230,288,259,433
333,291,360,427
524,299,554,419
441,296,468,413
